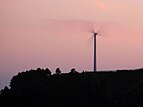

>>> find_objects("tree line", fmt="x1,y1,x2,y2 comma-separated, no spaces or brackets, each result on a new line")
1,68,143,107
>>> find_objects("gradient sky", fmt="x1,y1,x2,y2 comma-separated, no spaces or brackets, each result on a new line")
1,0,143,88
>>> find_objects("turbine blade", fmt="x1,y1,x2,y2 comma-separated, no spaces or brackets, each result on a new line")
85,35,94,46
96,23,106,34
86,38,93,53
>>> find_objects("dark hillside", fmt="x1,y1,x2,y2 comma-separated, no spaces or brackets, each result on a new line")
1,68,143,107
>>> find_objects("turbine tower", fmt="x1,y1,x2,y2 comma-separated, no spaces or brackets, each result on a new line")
88,23,104,72
94,32,97,72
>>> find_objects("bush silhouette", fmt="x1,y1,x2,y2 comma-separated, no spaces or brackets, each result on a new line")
69,68,79,74
55,68,62,74
45,68,52,76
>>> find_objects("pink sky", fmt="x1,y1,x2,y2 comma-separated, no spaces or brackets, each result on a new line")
1,0,143,88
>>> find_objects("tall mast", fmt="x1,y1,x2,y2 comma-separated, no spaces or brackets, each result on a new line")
94,33,97,72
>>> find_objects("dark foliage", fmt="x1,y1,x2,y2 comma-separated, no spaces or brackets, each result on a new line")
55,68,62,74
69,68,79,74
1,68,143,107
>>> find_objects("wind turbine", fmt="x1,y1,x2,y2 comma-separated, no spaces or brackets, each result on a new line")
90,25,103,72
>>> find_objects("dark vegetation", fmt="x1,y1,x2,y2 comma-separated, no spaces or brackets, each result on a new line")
1,68,143,107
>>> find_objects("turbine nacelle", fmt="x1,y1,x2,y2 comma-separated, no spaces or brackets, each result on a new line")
94,32,98,36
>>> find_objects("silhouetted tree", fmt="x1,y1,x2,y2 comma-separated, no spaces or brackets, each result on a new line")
36,68,41,71
45,68,51,76
55,68,61,74
1,86,9,95
69,68,79,74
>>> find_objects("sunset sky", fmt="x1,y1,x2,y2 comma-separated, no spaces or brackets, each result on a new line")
1,0,143,88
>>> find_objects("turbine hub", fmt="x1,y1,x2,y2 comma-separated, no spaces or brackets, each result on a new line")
94,33,97,36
